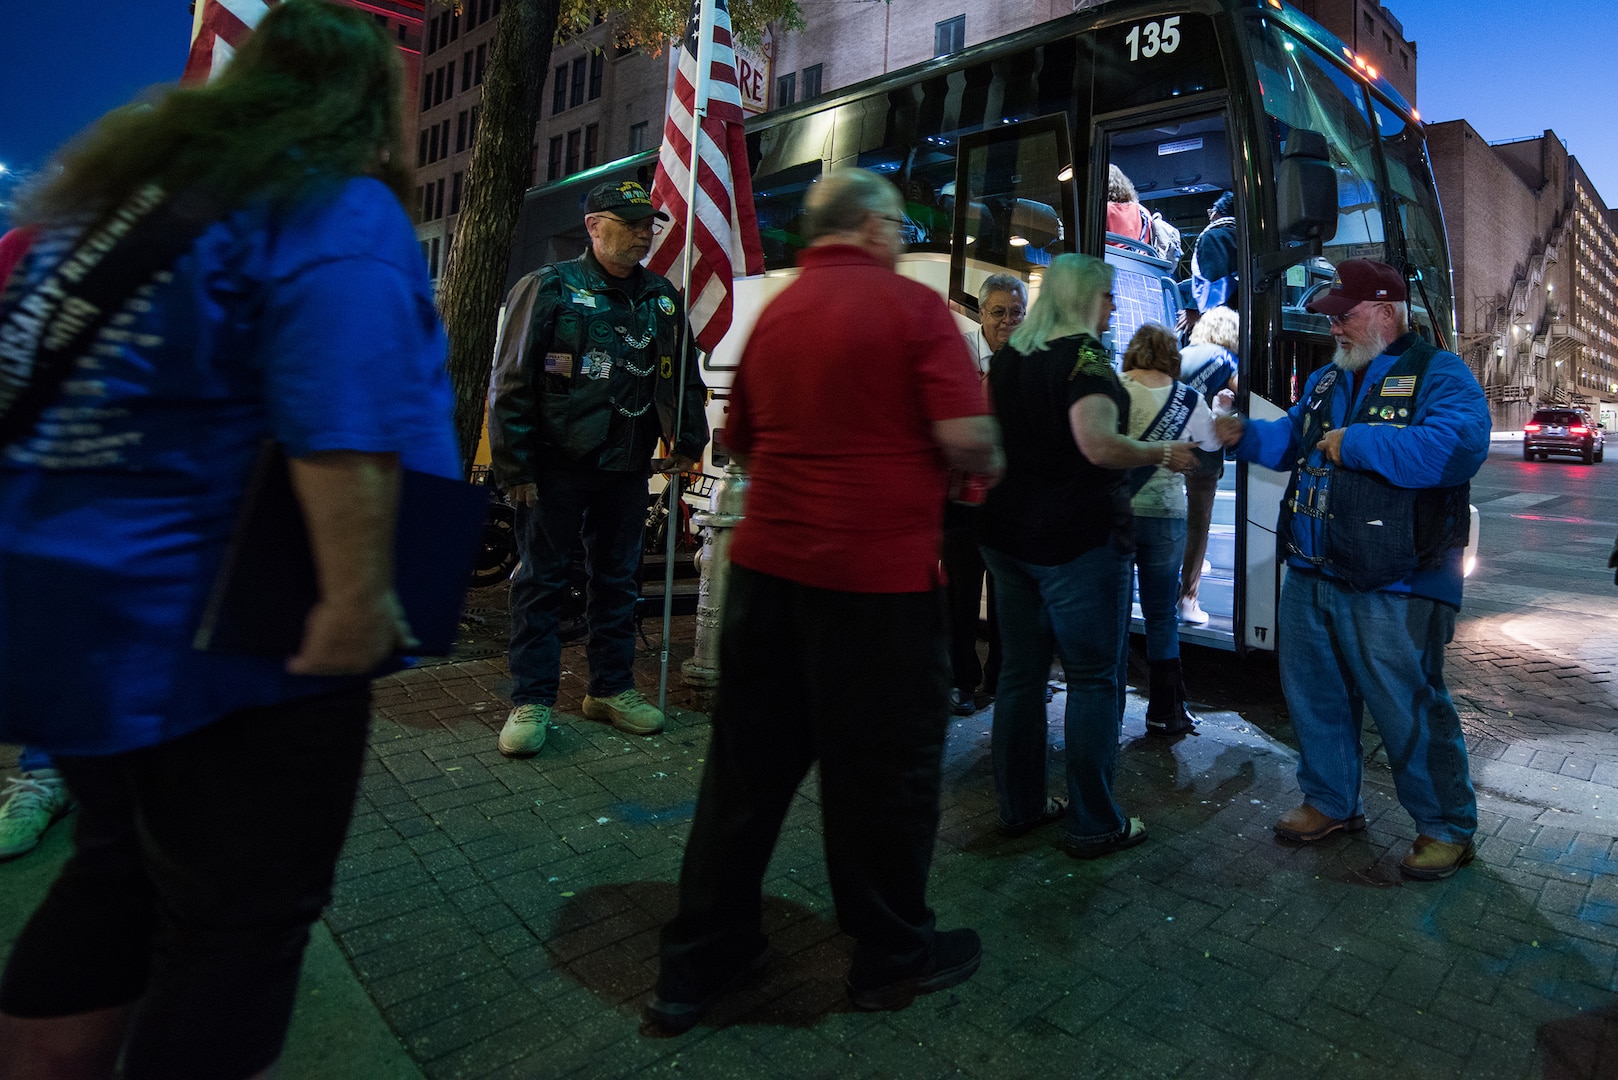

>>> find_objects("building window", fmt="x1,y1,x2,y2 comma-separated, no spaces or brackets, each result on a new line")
419,187,430,222
570,57,587,109
584,123,599,169
547,136,564,181
565,129,581,175
435,178,445,220
801,63,822,100
1401,50,1409,71
492,0,501,15
429,237,439,279
475,44,487,85
428,124,439,163
449,9,459,41
935,15,964,57
441,119,451,159
776,72,796,108
470,106,480,142
456,110,468,153
628,121,649,153
553,65,568,114
426,14,437,53
445,61,455,97
461,51,472,92
480,0,491,23
589,52,605,100
421,74,432,111
417,130,429,168
450,171,464,215
1363,12,1373,34
1383,32,1392,53
433,66,445,106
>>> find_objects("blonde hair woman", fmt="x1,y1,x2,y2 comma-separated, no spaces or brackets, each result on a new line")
979,255,1198,858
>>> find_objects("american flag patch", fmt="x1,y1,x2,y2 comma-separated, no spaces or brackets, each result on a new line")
1382,375,1416,397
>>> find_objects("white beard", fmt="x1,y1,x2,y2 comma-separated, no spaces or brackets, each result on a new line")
1334,330,1390,373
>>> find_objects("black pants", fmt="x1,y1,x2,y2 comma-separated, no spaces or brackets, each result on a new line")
657,565,951,997
942,514,1000,694
0,688,371,1080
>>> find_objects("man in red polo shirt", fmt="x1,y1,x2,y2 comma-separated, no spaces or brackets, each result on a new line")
647,168,1003,1032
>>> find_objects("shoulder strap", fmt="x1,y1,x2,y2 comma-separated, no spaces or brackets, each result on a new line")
0,183,225,448
1139,381,1198,443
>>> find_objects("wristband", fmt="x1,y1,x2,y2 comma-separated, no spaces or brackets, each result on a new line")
1160,443,1172,468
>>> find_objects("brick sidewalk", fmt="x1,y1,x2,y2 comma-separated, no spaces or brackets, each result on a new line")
316,591,1618,1079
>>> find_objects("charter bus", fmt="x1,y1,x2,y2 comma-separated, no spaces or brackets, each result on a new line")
503,0,1463,654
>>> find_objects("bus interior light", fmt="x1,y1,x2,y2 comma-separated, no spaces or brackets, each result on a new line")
1009,235,1029,247
1057,164,1074,182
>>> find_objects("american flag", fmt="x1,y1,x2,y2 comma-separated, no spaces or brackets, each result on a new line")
644,0,763,355
183,0,276,84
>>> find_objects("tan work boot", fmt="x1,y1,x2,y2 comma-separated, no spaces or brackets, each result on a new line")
582,688,665,735
1400,836,1475,880
1273,804,1367,843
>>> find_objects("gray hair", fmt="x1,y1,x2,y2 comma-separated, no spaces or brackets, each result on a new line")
978,273,1027,307
803,168,899,241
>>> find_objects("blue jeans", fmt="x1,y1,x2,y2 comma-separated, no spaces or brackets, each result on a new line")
982,544,1131,845
1278,570,1476,843
1132,515,1186,662
508,467,647,705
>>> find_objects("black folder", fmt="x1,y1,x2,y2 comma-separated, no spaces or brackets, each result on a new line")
195,443,490,657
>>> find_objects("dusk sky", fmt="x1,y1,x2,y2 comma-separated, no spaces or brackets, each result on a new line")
2,0,1615,206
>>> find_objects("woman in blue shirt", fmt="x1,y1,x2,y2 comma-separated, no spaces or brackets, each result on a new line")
0,5,457,1077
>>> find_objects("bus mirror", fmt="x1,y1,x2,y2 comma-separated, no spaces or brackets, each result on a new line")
1277,130,1336,243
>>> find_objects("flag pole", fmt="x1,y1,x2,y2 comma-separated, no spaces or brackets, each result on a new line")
658,0,718,718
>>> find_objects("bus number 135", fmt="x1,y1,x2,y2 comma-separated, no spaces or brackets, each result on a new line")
1126,17,1182,60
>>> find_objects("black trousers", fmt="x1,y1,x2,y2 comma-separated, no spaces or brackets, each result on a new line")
657,565,951,997
942,513,1000,694
0,687,371,1080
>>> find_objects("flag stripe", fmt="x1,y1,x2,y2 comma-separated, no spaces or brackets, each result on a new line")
645,0,764,356
184,0,275,83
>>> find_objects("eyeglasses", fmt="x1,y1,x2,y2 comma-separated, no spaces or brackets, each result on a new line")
984,306,1026,320
595,214,664,235
1326,302,1382,327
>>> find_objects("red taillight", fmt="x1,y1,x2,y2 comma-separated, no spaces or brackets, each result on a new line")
1571,426,1589,435
1525,424,1542,432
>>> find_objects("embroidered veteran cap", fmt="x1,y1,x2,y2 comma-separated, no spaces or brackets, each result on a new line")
1306,258,1408,316
585,181,671,223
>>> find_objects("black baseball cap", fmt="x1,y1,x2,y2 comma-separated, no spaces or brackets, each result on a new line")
1306,259,1408,317
585,181,670,223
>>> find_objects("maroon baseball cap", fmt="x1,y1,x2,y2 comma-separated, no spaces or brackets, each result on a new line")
1306,259,1408,317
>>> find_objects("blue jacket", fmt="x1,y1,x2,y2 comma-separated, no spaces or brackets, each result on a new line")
1231,334,1490,607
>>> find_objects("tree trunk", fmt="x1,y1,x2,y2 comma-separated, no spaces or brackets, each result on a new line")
439,0,561,476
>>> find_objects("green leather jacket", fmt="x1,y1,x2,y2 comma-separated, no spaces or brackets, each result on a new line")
487,250,709,484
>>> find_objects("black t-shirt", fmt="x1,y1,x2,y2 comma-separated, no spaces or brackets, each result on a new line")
979,333,1134,565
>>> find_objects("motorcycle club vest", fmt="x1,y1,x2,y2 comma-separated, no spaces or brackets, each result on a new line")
1278,336,1470,591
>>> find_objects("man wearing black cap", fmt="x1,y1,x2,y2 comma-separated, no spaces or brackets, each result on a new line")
1214,258,1489,880
488,180,709,755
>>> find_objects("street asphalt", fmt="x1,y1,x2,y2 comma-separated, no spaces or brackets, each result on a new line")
4,448,1617,1079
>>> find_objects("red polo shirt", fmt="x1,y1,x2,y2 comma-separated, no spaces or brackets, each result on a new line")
726,244,988,593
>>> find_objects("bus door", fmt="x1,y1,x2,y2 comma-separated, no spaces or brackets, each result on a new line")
1094,106,1244,650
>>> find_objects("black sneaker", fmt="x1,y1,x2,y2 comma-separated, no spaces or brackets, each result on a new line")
846,928,982,1011
948,688,975,716
643,946,770,1035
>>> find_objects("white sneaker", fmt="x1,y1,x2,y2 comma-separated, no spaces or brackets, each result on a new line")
0,771,75,859
1178,598,1210,625
498,704,551,757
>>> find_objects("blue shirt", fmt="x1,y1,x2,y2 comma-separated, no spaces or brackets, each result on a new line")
0,178,458,755
1230,336,1489,607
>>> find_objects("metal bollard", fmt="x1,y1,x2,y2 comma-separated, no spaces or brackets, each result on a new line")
680,463,748,688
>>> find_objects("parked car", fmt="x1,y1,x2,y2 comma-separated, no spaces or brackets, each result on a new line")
1523,408,1605,464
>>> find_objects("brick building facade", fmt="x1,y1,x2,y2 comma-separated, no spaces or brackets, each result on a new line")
1427,122,1618,431
1288,0,1416,103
